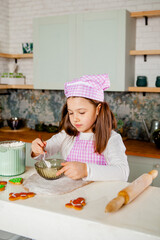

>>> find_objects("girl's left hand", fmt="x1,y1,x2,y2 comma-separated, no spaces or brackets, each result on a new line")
56,162,87,180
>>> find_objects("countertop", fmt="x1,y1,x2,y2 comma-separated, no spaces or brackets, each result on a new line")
0,129,159,159
124,139,160,159
0,128,53,143
0,167,160,240
0,129,160,158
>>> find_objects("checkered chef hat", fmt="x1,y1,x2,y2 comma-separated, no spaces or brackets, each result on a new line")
64,74,110,102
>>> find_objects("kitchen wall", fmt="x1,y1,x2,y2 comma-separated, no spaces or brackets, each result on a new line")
0,89,159,140
0,0,160,140
0,0,9,72
1,0,160,86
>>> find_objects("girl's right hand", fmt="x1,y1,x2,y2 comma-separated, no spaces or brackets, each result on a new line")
31,138,47,157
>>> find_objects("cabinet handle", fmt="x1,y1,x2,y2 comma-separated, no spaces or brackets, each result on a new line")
154,164,160,168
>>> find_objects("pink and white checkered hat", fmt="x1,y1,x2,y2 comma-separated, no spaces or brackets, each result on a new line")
64,74,110,102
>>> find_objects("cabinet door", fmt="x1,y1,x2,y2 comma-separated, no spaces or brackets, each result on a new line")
34,15,76,89
76,10,135,91
127,156,154,183
34,10,135,90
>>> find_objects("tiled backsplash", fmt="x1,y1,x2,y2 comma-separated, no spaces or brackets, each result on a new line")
0,90,159,141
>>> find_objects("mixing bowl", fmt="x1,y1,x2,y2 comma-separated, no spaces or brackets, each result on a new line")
35,158,65,180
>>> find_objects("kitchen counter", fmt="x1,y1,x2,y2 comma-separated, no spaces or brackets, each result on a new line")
0,167,160,240
0,128,53,142
124,139,160,159
0,129,159,159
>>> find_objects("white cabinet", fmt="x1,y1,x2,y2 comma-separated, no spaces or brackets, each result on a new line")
128,155,160,187
34,15,76,89
76,10,135,91
33,10,135,91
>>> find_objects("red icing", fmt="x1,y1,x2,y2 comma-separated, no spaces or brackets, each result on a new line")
0,181,7,185
9,192,36,201
65,197,86,210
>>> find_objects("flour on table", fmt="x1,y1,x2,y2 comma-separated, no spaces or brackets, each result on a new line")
23,173,91,195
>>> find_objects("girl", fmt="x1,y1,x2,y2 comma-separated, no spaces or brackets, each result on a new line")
31,74,129,181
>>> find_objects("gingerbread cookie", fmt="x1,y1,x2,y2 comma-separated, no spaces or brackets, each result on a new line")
65,197,86,210
0,185,6,191
9,192,36,201
9,178,23,185
0,181,7,185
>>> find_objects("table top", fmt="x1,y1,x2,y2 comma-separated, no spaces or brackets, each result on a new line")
0,129,160,159
0,167,160,240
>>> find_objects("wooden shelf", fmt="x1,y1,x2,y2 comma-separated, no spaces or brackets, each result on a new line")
0,53,33,89
130,50,160,56
0,84,34,89
128,87,160,93
131,10,160,18
0,53,33,59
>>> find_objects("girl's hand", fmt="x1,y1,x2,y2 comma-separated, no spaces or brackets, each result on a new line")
31,138,47,157
56,162,87,180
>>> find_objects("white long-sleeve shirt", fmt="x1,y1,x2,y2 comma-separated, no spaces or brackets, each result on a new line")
34,130,129,182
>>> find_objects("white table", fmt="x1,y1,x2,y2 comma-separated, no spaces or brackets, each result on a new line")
0,167,160,240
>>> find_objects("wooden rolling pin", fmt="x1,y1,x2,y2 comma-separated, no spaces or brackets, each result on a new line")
105,169,158,213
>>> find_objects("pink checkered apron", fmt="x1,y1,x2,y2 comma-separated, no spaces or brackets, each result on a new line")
66,134,107,165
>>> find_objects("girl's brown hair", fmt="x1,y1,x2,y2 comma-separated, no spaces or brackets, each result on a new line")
58,98,117,154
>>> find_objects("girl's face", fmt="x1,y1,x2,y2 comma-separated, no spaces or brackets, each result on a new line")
67,97,100,133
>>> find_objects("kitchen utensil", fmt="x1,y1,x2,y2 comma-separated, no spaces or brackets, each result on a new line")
0,119,4,128
42,151,51,168
35,123,46,131
7,117,26,130
105,169,158,212
136,76,147,87
0,141,26,176
39,135,51,168
35,158,65,180
142,118,160,142
45,124,59,133
35,123,59,133
152,129,160,149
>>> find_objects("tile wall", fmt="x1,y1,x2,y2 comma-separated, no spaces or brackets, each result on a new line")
0,90,159,140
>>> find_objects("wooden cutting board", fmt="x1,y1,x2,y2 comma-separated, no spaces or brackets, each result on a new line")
0,127,31,132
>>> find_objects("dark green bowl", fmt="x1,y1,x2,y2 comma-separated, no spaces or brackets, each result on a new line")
45,124,59,133
155,76,160,87
136,76,147,87
35,123,46,131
